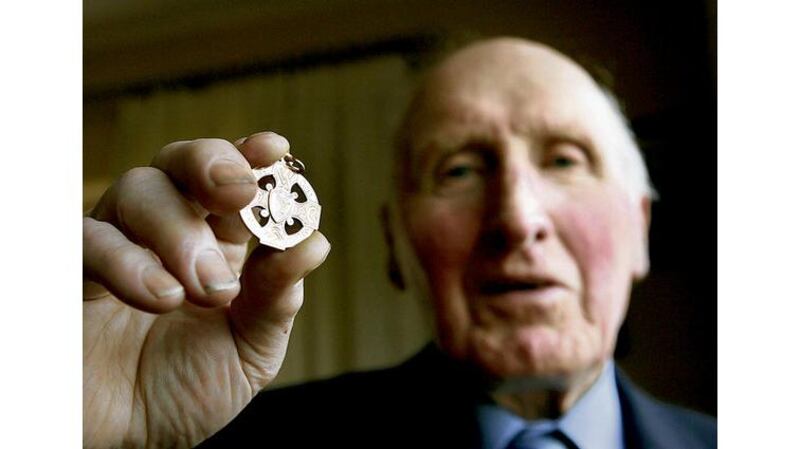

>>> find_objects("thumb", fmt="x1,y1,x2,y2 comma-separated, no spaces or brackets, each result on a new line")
229,231,330,391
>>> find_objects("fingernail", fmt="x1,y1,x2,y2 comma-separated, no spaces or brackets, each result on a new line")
143,267,184,299
196,249,239,294
209,160,255,187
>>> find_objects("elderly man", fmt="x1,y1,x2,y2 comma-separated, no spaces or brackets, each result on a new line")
83,37,716,448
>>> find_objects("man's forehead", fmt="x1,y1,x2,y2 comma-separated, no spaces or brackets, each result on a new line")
405,39,614,147
408,39,607,133
409,94,597,153
421,38,594,101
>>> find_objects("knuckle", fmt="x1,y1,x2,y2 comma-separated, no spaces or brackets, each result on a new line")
83,217,111,248
83,216,109,237
159,219,215,268
160,139,191,154
185,138,243,177
98,240,143,276
190,137,234,154
90,168,162,222
157,138,239,177
118,166,162,190
152,139,189,167
174,227,208,259
115,167,166,223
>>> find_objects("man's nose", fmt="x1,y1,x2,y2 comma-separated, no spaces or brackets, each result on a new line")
483,167,553,251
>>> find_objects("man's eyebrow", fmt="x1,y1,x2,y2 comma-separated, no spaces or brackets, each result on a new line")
418,130,470,153
514,110,585,137
410,137,459,175
417,105,501,149
515,112,601,151
413,126,496,169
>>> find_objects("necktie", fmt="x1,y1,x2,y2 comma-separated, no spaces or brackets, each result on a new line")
506,428,577,449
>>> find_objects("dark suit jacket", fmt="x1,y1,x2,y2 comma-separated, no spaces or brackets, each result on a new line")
198,344,716,448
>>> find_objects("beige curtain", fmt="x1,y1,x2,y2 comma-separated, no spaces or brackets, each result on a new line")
99,55,432,387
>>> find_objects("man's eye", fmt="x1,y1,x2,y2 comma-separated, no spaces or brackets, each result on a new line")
443,165,476,178
431,152,488,195
437,162,483,184
550,156,577,169
543,142,591,171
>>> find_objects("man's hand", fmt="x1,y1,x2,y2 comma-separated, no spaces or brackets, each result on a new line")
83,132,330,448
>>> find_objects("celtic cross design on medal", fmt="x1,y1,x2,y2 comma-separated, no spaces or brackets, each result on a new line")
239,154,322,250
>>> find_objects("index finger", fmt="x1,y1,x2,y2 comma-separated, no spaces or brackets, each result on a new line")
152,138,255,216
150,132,291,217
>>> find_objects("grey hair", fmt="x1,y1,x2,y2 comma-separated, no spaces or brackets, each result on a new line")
597,87,659,202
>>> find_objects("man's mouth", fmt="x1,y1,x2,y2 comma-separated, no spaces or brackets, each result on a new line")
479,279,558,295
475,275,569,309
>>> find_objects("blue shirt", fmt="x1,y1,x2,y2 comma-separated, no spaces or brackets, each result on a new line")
476,361,625,449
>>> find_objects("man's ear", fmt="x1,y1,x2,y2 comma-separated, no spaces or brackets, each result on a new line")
633,196,651,281
380,204,406,290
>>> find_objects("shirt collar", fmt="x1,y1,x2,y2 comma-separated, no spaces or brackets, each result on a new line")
476,361,624,449
559,361,625,449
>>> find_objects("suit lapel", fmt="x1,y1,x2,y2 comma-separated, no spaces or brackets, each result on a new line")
616,368,714,449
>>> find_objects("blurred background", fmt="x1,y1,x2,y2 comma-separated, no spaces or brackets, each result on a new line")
84,0,716,415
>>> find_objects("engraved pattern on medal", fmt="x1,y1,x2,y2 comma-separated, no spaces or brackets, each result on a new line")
239,159,322,250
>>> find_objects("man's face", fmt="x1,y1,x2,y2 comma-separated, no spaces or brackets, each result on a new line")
398,39,650,381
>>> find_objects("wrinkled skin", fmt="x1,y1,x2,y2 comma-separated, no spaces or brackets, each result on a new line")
397,38,650,411
83,133,330,448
